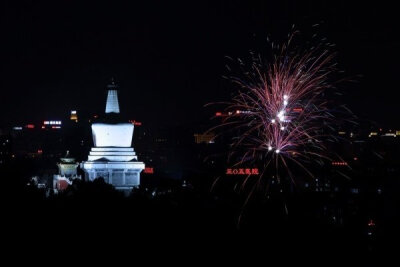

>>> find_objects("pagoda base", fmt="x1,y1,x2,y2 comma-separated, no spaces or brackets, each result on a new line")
80,161,145,190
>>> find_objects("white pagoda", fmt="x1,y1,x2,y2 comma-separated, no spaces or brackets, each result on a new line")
81,80,145,191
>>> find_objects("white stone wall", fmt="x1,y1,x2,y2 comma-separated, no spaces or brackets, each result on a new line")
81,161,145,188
92,123,134,147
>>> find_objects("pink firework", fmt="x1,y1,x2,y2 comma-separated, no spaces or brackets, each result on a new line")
212,31,348,193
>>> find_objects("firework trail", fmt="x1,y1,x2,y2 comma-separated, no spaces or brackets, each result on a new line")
209,30,353,210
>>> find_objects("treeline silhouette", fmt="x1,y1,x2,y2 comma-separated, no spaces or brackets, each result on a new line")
1,160,396,263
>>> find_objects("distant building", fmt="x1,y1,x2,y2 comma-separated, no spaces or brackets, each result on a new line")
0,134,12,165
53,151,81,192
194,133,215,144
42,120,62,129
80,80,145,192
70,110,78,122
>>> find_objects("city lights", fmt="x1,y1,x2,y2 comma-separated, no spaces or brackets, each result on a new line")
44,121,62,125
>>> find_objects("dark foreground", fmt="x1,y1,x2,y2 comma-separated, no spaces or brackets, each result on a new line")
2,179,399,265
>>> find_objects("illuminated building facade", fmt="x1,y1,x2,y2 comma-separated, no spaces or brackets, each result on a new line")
81,80,145,191
70,110,78,122
53,151,81,192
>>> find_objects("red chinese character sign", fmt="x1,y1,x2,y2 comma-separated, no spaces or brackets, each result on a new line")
226,168,259,175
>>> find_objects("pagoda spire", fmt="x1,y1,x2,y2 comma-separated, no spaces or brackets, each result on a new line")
105,78,120,114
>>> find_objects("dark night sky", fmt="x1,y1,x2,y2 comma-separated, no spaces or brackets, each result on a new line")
1,1,399,128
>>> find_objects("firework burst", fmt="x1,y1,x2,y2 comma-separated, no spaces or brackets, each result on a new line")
209,30,353,206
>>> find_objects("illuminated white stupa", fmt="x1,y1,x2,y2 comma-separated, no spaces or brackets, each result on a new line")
81,80,145,191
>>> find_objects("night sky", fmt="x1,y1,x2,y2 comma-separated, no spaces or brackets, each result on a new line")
1,1,399,128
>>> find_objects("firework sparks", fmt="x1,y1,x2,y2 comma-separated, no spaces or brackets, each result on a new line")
210,31,351,198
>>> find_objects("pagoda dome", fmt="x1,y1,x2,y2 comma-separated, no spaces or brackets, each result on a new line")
91,79,134,148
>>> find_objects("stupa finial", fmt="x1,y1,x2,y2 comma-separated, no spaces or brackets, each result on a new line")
105,78,120,113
